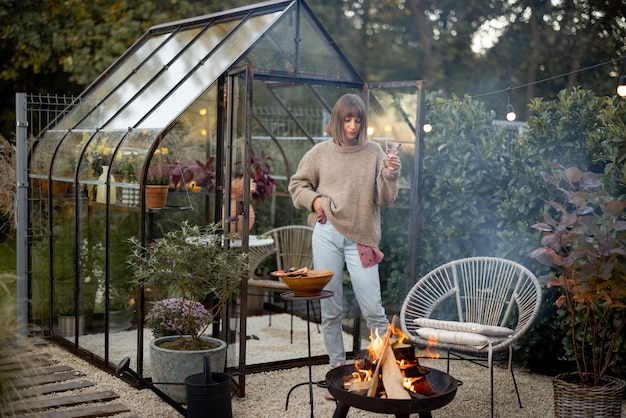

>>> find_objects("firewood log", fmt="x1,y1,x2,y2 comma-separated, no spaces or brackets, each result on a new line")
367,316,397,397
381,346,411,399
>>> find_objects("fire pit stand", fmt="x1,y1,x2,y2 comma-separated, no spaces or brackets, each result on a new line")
281,290,333,418
325,365,458,418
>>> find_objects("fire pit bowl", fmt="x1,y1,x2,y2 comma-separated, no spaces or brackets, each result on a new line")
272,269,333,297
325,365,457,418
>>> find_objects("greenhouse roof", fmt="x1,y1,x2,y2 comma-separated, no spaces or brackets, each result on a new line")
53,0,362,133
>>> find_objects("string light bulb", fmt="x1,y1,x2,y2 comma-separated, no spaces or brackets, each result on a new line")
423,118,432,133
618,57,626,97
506,104,516,121
618,75,626,97
506,87,516,121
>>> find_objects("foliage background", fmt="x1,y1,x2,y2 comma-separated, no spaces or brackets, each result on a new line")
2,0,626,140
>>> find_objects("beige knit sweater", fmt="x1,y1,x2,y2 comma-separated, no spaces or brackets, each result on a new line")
288,139,400,247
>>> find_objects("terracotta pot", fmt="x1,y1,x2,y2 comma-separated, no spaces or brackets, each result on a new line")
145,185,169,209
227,199,255,235
37,179,71,195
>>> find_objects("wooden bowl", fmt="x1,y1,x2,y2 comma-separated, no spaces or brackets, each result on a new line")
272,269,334,297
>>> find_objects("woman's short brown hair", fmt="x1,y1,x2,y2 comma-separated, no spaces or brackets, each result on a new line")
325,93,368,144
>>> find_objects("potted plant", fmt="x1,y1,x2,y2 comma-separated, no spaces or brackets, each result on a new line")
531,163,626,417
145,146,172,208
170,152,277,202
127,221,248,402
108,279,136,332
111,151,140,206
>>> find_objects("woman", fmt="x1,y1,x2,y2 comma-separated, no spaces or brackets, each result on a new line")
288,93,401,375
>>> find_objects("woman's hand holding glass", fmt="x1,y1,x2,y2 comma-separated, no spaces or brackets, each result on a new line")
385,141,401,172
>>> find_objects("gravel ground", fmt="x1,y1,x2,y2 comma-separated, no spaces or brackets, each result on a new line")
23,313,626,417
44,342,559,417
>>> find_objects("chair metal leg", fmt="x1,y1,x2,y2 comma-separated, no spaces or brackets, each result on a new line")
508,346,523,408
490,355,494,418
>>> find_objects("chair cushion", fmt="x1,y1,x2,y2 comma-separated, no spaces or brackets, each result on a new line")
416,327,492,346
413,318,514,337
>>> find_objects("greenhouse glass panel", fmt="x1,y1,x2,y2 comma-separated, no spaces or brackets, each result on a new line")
137,12,282,129
29,234,51,332
31,131,64,177
240,7,297,73
103,20,239,131
297,9,358,80
78,131,128,185
51,211,78,337
51,131,89,181
55,36,169,131
76,28,205,130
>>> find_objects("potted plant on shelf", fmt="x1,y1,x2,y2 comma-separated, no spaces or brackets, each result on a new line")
127,221,248,402
112,151,140,206
145,147,171,208
85,138,117,203
170,152,277,201
531,163,626,417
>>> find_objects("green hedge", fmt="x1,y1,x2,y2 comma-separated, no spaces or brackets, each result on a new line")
377,88,626,378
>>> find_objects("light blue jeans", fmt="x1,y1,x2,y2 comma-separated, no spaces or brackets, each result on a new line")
312,221,389,366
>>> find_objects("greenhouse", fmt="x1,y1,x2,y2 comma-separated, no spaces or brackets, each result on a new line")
16,0,425,394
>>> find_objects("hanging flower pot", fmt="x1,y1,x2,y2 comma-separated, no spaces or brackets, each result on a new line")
145,185,169,209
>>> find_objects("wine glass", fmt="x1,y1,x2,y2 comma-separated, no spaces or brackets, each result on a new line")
385,141,401,155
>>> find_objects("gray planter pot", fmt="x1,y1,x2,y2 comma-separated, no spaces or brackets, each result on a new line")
149,335,227,404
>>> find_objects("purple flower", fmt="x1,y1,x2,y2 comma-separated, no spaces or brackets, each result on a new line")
145,297,212,338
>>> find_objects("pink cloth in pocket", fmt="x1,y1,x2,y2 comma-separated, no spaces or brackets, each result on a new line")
357,244,384,267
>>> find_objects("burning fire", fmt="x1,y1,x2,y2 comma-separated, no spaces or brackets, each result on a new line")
344,320,438,398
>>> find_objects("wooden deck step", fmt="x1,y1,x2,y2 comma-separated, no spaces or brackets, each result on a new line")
12,390,121,413
17,402,131,418
16,380,96,399
7,339,135,417
16,370,83,388
0,354,55,372
22,365,75,377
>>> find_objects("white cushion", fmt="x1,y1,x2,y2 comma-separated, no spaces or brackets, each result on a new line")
416,328,491,347
413,318,514,337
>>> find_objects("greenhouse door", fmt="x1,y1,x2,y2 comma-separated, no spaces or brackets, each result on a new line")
366,81,426,293
224,64,254,396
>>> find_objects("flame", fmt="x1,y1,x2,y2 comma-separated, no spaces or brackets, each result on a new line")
367,327,384,360
391,323,409,342
419,335,441,359
353,358,372,381
344,322,435,397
